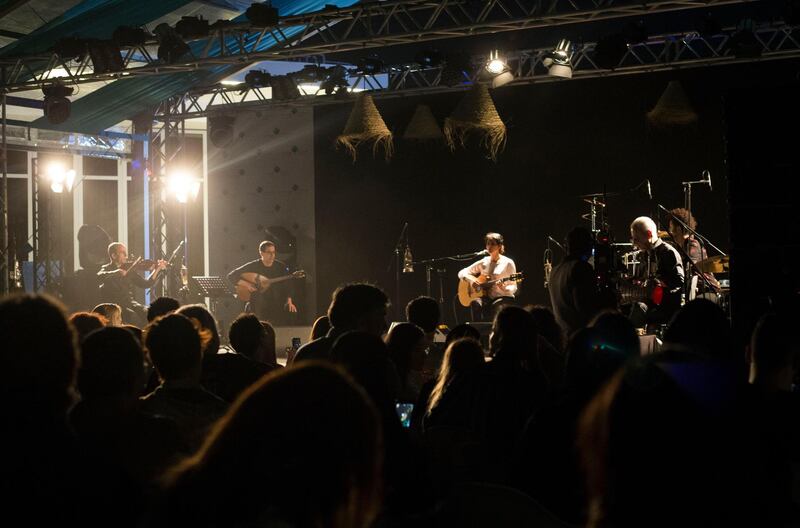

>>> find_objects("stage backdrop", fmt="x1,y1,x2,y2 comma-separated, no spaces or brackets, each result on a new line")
207,106,317,328
312,66,759,323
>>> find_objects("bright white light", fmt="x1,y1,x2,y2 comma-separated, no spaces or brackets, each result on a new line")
50,181,64,193
485,50,507,75
65,169,76,192
220,79,242,86
43,68,69,79
46,162,71,193
168,170,200,204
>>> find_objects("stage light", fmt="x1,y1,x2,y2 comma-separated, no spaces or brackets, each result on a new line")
175,16,210,39
321,65,349,95
42,83,74,125
542,39,573,79
153,23,190,64
112,26,150,47
244,69,272,88
414,49,443,68
53,36,86,61
209,116,236,148
87,39,124,73
355,55,384,75
270,75,300,100
168,170,200,204
484,50,513,88
246,2,280,26
46,163,76,193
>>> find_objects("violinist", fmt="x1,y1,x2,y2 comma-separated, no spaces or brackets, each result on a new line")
97,242,167,325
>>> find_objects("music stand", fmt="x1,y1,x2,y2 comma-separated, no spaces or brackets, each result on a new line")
191,276,233,323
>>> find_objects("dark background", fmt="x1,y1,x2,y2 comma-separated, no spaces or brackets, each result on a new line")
314,60,799,328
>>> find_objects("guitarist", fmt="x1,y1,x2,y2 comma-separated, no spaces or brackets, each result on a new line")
227,240,298,322
629,216,684,327
458,232,518,321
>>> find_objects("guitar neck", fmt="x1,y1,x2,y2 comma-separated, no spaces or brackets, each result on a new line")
267,274,296,285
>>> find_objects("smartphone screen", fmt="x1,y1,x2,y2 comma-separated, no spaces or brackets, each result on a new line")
291,337,301,350
395,402,414,428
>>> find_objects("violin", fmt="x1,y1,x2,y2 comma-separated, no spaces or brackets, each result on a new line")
120,256,158,272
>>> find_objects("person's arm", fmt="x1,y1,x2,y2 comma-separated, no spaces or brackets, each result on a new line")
457,260,483,282
97,264,125,280
572,262,601,322
660,248,685,293
502,259,518,296
227,260,253,286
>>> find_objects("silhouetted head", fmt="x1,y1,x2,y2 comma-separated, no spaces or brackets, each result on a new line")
177,304,220,356
147,296,180,322
327,283,389,336
78,326,144,403
144,313,203,383
406,296,440,334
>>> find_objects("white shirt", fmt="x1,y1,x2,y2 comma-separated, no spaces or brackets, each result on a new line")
458,254,518,299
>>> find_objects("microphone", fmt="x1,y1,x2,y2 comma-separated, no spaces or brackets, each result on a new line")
544,248,553,289
646,179,652,200
474,249,489,257
702,170,712,191
402,245,414,273
547,236,565,252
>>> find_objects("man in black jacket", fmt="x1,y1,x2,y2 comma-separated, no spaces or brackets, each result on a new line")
97,243,166,325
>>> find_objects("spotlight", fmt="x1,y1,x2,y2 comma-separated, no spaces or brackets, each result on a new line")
483,50,513,88
320,65,349,95
42,83,74,125
52,37,86,61
86,39,124,74
244,69,272,88
355,55,384,75
46,163,76,193
168,170,200,204
593,33,628,70
246,2,280,27
209,116,236,148
112,26,150,47
270,75,300,100
153,23,190,64
175,16,210,39
542,39,573,79
292,64,328,83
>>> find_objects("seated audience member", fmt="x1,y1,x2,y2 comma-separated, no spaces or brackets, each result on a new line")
425,338,486,419
527,304,567,390
386,322,427,403
228,313,281,370
69,311,107,342
445,323,482,347
662,298,734,361
310,315,332,341
147,296,180,323
94,302,123,326
260,320,278,366
589,310,641,358
151,364,383,528
123,324,143,343
294,283,389,363
1,294,139,526
406,296,445,382
179,304,269,402
71,327,185,486
141,313,228,449
578,358,749,528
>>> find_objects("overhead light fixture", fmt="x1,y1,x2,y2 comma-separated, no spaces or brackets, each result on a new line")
87,39,124,74
484,50,513,88
112,25,150,47
270,75,300,100
320,65,349,95
175,16,210,40
46,163,76,193
42,83,74,124
209,116,236,148
355,55,384,76
414,49,443,68
246,2,280,27
168,170,200,204
542,39,573,79
244,69,272,88
52,37,87,61
153,23,190,64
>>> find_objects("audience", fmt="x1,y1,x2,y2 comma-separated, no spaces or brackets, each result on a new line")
94,302,123,326
386,322,427,403
147,296,180,323
425,337,485,418
69,310,107,342
228,313,280,368
140,313,228,450
310,314,332,341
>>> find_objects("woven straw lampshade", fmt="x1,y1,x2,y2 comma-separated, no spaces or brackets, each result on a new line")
444,84,507,161
336,93,393,161
646,80,698,126
402,104,443,141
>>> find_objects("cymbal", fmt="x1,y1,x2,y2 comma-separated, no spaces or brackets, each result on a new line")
696,255,729,273
583,198,606,207
578,191,621,199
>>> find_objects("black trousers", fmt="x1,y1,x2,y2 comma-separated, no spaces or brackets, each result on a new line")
469,296,515,322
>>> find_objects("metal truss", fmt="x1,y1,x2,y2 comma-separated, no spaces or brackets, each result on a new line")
0,0,752,92
154,22,800,120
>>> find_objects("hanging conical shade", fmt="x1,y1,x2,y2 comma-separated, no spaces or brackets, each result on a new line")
646,80,698,126
444,84,507,161
402,104,443,141
336,93,393,161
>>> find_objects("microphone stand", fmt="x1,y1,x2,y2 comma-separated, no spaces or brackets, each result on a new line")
413,250,485,311
391,223,409,319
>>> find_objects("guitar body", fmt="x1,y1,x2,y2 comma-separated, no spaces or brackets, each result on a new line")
618,276,664,306
234,270,306,302
457,273,524,307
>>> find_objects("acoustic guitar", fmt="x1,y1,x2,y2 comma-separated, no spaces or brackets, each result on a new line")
235,270,306,302
617,276,664,306
457,272,524,307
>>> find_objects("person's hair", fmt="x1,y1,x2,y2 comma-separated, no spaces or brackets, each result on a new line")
122,324,143,343
147,296,181,322
331,331,399,412
485,232,505,253
669,208,697,232
527,305,564,352
490,305,540,365
107,242,124,259
259,240,276,253
78,326,144,401
385,323,425,385
260,321,277,366
144,313,202,382
750,313,795,372
177,304,220,355
663,299,732,360
566,226,594,258
590,310,640,358
161,363,383,528
69,311,107,342
327,283,389,331
228,313,265,359
427,338,485,414
564,326,632,398
0,294,78,416
93,303,122,325
405,296,440,333
445,323,482,347
310,315,332,340
630,216,658,244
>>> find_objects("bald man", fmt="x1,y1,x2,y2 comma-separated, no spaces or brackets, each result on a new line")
629,216,684,326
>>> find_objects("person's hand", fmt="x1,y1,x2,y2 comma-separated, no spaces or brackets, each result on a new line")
116,267,128,278
286,300,297,313
156,259,168,270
